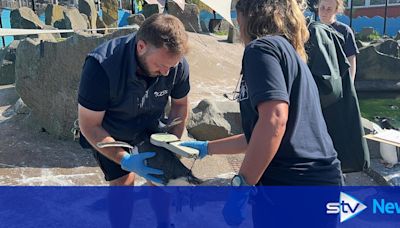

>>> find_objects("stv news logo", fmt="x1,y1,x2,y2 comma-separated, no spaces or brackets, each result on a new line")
326,192,367,223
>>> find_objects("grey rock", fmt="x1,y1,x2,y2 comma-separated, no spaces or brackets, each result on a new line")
14,28,138,139
54,8,89,38
356,40,370,49
142,4,161,18
395,31,400,41
102,0,119,27
1,40,19,62
366,159,400,186
168,2,201,33
227,20,240,43
80,13,90,29
64,8,89,31
96,14,108,34
10,7,58,42
376,39,400,58
208,19,229,34
355,43,400,92
0,60,15,85
127,13,145,26
187,99,242,141
0,41,20,85
78,0,97,30
0,84,19,107
45,4,66,26
13,98,30,114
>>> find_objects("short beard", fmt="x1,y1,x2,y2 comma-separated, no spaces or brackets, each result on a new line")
137,50,158,77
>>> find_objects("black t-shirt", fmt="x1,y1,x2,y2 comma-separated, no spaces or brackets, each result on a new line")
330,21,359,57
78,57,190,111
239,35,342,185
78,33,190,143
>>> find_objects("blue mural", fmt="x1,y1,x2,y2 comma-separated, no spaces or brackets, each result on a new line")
337,14,400,36
199,10,237,29
0,8,13,48
1,8,400,48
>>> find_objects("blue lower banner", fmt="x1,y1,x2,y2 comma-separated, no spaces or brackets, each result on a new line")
0,186,399,227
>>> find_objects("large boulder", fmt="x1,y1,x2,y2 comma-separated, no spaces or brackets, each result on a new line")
102,0,118,27
80,13,91,29
0,41,20,85
14,28,138,139
78,0,97,30
356,40,370,49
96,14,108,34
45,4,66,26
208,19,230,34
187,99,242,141
142,4,161,18
227,20,240,43
10,7,58,42
375,39,400,58
395,31,400,41
168,2,201,33
355,43,400,91
54,8,89,38
0,60,15,85
64,8,89,31
127,13,145,26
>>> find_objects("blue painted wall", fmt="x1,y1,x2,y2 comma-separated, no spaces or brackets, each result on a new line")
1,8,400,48
0,9,13,48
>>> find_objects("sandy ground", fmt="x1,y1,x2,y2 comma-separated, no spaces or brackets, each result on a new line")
0,83,378,186
0,33,379,186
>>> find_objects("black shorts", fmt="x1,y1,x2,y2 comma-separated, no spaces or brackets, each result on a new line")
92,149,130,182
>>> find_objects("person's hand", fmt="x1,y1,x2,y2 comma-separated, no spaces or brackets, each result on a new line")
179,141,208,159
222,188,253,226
120,152,164,184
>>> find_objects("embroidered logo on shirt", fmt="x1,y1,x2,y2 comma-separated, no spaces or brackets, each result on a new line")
154,90,168,98
238,80,248,101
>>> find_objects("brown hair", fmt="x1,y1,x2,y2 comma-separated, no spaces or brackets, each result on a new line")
136,14,189,55
236,0,309,62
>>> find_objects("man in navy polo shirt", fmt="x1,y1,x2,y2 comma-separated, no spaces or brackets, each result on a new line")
78,14,190,187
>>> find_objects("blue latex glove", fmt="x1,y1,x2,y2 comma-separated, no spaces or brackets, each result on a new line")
222,187,253,226
120,152,164,184
179,141,208,159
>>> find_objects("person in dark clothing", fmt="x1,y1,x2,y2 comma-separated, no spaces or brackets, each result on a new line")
306,21,370,174
181,0,342,225
78,14,190,228
78,14,190,186
183,0,342,187
317,0,359,82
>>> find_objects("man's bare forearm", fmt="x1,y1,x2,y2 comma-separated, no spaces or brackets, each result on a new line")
168,99,189,138
80,126,128,164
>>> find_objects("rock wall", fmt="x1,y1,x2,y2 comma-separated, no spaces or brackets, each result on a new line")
14,29,138,139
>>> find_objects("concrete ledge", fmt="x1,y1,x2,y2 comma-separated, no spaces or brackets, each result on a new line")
366,159,400,186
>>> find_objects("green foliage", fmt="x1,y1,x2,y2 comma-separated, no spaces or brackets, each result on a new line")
55,37,67,42
356,30,381,41
213,30,228,36
359,98,400,129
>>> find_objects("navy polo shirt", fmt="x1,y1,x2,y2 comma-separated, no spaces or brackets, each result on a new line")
78,33,190,143
239,35,342,185
330,21,359,57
